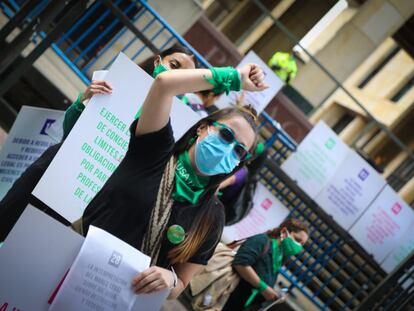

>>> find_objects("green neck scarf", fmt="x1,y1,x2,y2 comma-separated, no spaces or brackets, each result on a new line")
172,151,209,205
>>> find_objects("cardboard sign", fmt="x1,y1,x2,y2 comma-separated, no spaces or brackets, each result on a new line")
33,53,201,222
214,50,284,114
0,207,170,311
315,151,386,229
0,206,84,311
281,121,350,198
221,182,290,243
349,185,414,263
0,106,64,200
381,220,414,273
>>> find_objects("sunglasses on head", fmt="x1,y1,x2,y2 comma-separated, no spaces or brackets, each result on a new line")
211,121,251,160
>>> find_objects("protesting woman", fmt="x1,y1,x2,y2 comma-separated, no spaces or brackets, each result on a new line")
222,219,308,310
0,44,197,241
75,62,267,299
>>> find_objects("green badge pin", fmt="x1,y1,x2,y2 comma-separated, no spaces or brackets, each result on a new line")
167,225,186,245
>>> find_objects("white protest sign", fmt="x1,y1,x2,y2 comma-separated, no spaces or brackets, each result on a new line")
281,121,350,198
314,151,386,229
50,226,167,311
214,50,284,114
221,182,290,244
349,185,414,263
0,106,64,200
33,53,201,222
381,220,414,273
0,206,84,311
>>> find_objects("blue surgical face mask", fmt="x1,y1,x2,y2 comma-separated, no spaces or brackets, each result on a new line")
194,127,240,176
152,58,168,77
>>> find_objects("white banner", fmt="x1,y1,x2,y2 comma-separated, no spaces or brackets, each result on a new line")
33,53,201,222
281,121,350,198
315,151,386,230
349,185,414,263
0,106,64,200
214,51,284,114
221,182,290,243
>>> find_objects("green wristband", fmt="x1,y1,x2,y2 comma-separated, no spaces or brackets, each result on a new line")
73,93,86,111
258,279,268,293
205,67,241,95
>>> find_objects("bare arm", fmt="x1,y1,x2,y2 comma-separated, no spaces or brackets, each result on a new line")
136,68,213,136
234,265,278,301
136,64,267,136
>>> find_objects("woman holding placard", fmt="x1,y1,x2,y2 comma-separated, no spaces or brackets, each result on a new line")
76,63,268,298
0,44,198,241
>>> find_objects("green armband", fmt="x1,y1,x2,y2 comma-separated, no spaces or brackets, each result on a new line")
204,67,241,95
258,279,268,293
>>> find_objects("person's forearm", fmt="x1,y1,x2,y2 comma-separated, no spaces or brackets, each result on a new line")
153,69,214,97
234,265,263,288
136,69,215,136
167,278,186,300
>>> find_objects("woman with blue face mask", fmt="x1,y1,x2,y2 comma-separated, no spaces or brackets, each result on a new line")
76,60,268,300
0,44,197,242
223,219,309,310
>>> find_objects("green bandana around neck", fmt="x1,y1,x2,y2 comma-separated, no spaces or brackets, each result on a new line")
172,151,210,205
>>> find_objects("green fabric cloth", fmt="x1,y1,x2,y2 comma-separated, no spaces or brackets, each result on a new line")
172,151,209,205
204,67,241,95
62,93,85,139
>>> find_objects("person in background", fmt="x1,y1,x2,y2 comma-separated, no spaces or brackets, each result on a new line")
222,219,309,310
0,44,198,241
181,90,223,117
268,52,298,85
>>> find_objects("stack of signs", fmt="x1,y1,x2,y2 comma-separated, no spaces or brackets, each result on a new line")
282,120,413,272
221,183,290,244
214,51,284,114
0,106,64,200
33,53,201,222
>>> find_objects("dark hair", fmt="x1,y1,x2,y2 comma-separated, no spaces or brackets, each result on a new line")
168,106,259,263
138,44,199,75
266,218,308,240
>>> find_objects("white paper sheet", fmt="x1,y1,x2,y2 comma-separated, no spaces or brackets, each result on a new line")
314,151,386,230
349,185,414,263
49,226,167,311
281,121,350,198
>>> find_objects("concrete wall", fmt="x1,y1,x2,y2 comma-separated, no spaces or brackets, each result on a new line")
293,0,414,107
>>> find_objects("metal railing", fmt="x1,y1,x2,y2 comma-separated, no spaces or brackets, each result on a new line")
0,0,397,310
